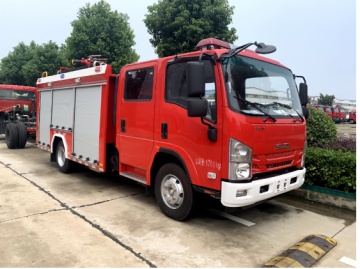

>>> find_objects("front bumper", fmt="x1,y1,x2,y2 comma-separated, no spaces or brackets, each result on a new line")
221,168,306,207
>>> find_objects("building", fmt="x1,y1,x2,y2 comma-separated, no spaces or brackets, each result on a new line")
309,96,356,112
333,98,356,111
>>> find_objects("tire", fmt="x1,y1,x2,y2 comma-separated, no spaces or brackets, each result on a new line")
349,119,354,124
56,141,75,173
16,122,27,149
155,163,193,221
5,123,19,149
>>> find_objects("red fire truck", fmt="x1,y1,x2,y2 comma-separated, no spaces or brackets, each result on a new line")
322,105,333,118
348,109,356,124
36,38,308,220
331,106,346,123
1,84,37,148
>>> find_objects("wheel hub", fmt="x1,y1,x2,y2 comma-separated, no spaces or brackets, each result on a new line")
57,146,65,167
161,175,184,209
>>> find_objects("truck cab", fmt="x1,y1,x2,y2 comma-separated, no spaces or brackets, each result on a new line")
331,106,346,123
322,105,333,118
116,38,308,219
349,110,356,124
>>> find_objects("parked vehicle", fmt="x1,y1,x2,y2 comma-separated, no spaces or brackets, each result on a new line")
322,105,333,118
331,106,346,123
0,84,37,148
36,38,308,220
348,109,356,124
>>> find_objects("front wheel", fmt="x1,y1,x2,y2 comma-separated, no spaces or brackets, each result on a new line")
155,163,193,221
56,141,75,173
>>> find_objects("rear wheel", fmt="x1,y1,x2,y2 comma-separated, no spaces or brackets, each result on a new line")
16,122,27,148
56,141,75,173
5,123,19,149
155,163,193,221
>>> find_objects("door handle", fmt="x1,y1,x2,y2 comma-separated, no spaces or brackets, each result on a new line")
121,119,126,132
161,122,168,139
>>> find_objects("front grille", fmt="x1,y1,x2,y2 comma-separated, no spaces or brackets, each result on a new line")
265,151,295,159
266,160,292,169
251,166,299,181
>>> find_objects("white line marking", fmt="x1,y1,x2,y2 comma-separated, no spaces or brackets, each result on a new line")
208,209,256,226
339,256,357,267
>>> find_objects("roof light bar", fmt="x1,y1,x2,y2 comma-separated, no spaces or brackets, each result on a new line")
196,38,231,51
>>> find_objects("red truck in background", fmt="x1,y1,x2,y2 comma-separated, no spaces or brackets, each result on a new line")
331,106,346,123
348,110,356,124
310,104,348,123
0,84,37,148
36,38,308,220
322,105,333,118
310,104,322,111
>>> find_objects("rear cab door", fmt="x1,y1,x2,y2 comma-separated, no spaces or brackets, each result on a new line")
116,62,157,183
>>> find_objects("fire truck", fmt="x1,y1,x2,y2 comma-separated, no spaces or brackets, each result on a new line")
36,38,308,220
0,84,37,148
348,109,356,124
322,105,333,118
331,106,346,123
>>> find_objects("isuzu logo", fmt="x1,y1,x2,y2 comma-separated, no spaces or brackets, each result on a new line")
275,143,290,150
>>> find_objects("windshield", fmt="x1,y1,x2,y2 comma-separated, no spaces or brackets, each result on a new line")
0,89,35,100
222,55,303,118
326,107,332,113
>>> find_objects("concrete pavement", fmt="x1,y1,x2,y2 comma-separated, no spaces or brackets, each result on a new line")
0,138,357,267
0,164,151,267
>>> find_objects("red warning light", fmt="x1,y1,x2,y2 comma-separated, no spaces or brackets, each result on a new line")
196,38,231,51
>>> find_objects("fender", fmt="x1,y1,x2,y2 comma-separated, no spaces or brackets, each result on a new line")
159,147,191,178
147,143,200,186
51,133,70,158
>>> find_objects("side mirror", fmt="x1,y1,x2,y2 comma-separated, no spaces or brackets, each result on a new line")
299,83,308,106
187,98,208,117
255,43,277,54
186,62,205,97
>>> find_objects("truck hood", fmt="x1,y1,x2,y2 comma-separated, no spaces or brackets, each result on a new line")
245,121,306,154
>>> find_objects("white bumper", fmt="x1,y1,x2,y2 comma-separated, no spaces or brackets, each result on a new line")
221,168,306,207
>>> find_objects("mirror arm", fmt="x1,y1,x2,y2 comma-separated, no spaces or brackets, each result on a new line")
199,52,218,64
201,118,217,142
294,75,307,84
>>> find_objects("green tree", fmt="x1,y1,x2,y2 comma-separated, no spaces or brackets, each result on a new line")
0,42,35,85
306,107,337,147
0,41,67,86
22,41,68,85
65,0,139,74
144,0,237,57
317,93,335,106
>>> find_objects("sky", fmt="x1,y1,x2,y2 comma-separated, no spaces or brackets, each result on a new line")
0,0,356,100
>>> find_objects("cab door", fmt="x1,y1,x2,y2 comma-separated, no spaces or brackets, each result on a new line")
158,59,223,190
117,63,156,181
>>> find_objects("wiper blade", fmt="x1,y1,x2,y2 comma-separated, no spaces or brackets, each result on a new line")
233,96,276,122
270,102,304,122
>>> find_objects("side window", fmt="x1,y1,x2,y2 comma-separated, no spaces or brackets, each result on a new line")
165,60,216,121
124,68,154,101
205,82,216,122
165,62,187,107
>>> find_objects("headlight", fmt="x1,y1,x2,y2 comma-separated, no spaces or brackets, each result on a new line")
301,141,307,167
229,139,252,180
